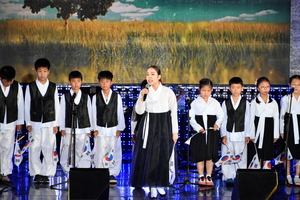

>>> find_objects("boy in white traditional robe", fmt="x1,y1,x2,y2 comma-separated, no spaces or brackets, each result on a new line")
92,71,125,187
220,77,250,185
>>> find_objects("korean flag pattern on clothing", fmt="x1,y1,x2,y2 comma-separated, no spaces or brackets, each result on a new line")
231,154,242,164
215,149,233,167
231,146,246,164
53,140,58,163
21,135,34,154
248,154,261,169
80,136,92,164
274,152,285,165
263,160,272,169
81,136,90,157
274,149,293,165
14,141,23,166
103,148,115,168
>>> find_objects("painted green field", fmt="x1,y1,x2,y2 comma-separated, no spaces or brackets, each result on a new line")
0,20,290,84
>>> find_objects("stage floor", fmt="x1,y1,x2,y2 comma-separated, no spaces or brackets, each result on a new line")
1,163,300,199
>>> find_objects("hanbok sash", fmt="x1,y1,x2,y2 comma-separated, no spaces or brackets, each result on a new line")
142,112,150,149
292,113,299,144
286,95,299,145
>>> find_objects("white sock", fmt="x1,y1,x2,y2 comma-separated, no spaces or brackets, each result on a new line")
157,187,166,195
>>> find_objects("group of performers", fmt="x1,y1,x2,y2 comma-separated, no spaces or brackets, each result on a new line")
187,75,300,192
0,58,126,187
0,57,299,199
130,73,300,198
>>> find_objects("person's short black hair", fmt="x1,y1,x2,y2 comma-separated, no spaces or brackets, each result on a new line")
98,71,113,80
69,71,82,81
256,77,270,88
229,77,243,86
34,58,50,70
199,78,213,89
289,75,300,84
141,80,148,89
0,66,16,81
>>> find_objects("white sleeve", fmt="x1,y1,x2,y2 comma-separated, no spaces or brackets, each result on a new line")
168,89,178,134
24,85,31,126
131,104,137,135
87,95,93,131
189,100,203,132
59,95,66,131
131,121,137,135
135,92,146,115
249,99,256,139
91,95,97,131
273,101,280,139
244,101,251,137
117,94,126,131
220,102,227,138
215,100,224,128
279,96,287,134
16,84,24,125
53,87,60,127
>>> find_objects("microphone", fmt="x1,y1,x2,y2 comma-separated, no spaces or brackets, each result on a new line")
186,96,192,110
289,87,294,95
143,84,150,101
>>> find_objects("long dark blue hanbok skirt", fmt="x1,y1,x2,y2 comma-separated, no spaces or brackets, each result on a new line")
130,111,175,187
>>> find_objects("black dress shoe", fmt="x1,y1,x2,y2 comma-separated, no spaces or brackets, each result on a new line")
33,175,42,184
41,176,49,184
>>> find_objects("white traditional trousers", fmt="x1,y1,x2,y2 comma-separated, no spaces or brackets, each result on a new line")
29,127,57,176
60,133,90,173
221,140,247,181
94,136,122,177
0,128,15,176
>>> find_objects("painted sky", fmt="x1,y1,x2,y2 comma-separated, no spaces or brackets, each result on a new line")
0,0,290,23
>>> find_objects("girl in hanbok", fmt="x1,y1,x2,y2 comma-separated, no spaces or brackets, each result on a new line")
280,75,300,186
189,78,224,187
249,77,279,167
130,65,178,198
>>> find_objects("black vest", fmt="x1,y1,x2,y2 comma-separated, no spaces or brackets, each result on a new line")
29,81,56,123
96,91,118,128
65,92,91,128
0,81,19,123
225,97,246,132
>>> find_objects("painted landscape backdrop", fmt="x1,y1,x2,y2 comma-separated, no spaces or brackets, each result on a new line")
0,0,290,84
